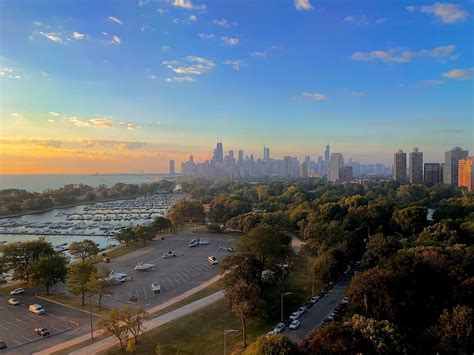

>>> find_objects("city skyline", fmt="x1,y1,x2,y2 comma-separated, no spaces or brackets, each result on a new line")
1,0,473,174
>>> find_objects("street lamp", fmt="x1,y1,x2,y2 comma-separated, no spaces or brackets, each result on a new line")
89,294,94,340
224,329,238,355
281,292,293,323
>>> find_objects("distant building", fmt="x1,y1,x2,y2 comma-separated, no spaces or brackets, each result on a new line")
169,160,175,176
424,163,441,185
324,145,330,161
214,142,224,163
301,160,309,177
342,166,353,182
283,156,292,177
458,157,474,190
328,153,344,182
444,147,468,186
409,147,423,183
393,149,407,183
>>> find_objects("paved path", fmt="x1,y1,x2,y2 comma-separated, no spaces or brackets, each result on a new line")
70,291,224,355
282,271,353,340
34,273,224,355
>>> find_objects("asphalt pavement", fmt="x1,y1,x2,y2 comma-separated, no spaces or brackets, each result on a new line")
282,271,353,340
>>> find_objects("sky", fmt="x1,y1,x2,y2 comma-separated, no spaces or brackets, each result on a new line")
0,0,473,174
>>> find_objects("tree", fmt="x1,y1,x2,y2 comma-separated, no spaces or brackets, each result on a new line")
224,278,261,347
305,323,359,354
116,227,136,247
68,262,95,305
84,191,96,201
29,253,69,294
428,305,474,354
98,308,129,350
2,238,54,282
313,247,347,283
208,195,252,223
86,267,113,309
69,239,99,262
121,305,147,344
126,339,136,354
361,234,401,269
393,206,428,237
244,334,301,355
152,216,171,233
134,225,155,245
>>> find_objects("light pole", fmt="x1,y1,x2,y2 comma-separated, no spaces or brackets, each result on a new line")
224,329,237,355
89,295,94,340
281,292,293,323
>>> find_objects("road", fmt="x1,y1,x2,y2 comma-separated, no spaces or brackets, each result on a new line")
282,271,353,340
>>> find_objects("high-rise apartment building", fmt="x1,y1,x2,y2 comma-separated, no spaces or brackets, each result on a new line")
328,153,344,182
444,147,468,186
324,145,330,161
393,149,407,183
342,166,353,182
424,163,441,185
238,150,244,162
409,147,423,183
214,142,224,163
458,157,474,190
169,160,175,176
283,156,292,177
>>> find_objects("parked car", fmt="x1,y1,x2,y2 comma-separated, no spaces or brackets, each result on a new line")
266,330,276,337
342,297,350,304
207,256,218,265
102,257,110,263
29,304,45,315
289,311,301,320
188,239,199,247
10,288,25,295
8,298,19,306
299,306,308,314
274,322,285,333
34,328,50,337
0,341,6,349
163,251,176,258
199,239,210,245
304,301,313,309
311,295,321,303
289,320,301,330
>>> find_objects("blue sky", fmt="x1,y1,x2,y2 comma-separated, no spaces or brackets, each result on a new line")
0,0,473,173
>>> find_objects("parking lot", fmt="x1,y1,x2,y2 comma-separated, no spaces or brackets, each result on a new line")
0,292,86,352
91,230,236,309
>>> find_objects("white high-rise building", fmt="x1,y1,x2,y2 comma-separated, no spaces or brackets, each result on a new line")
328,153,344,182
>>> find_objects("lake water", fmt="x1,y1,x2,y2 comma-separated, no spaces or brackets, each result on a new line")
0,174,171,192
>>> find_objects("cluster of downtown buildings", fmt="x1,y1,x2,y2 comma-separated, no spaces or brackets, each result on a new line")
170,142,473,191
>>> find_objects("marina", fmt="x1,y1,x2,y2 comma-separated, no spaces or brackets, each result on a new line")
0,193,181,247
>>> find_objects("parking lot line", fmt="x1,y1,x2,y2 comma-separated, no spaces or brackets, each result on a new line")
172,275,181,286
183,266,198,277
175,272,187,283
22,335,34,342
166,277,177,288
179,270,193,281
160,279,170,291
9,338,22,346
0,324,9,331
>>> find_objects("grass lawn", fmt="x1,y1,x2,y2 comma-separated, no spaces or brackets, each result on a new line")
103,299,272,355
39,293,111,316
148,278,225,318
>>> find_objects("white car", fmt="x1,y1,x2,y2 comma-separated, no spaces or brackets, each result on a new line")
188,240,199,248
289,320,300,330
207,256,218,265
342,297,350,304
311,296,320,303
274,322,285,333
8,298,20,305
163,251,176,258
10,288,25,295
151,282,161,294
266,330,276,337
299,306,307,314
199,239,210,245
289,311,301,321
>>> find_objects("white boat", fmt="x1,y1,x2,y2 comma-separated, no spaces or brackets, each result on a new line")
151,281,161,294
134,262,156,271
105,271,127,283
53,245,69,253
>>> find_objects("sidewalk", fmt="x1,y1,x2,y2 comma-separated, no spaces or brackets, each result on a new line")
34,273,224,355
70,291,224,355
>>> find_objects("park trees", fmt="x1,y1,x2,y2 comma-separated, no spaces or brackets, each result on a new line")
393,205,428,237
86,267,113,309
152,216,172,233
69,239,99,262
98,308,129,350
29,253,69,294
120,305,148,344
361,234,401,269
115,227,137,247
244,334,301,355
68,262,95,305
208,195,252,223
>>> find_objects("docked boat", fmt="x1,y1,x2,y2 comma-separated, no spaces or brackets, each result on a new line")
134,262,156,271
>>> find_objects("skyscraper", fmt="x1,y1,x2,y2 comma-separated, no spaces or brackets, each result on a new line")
214,142,224,163
238,150,244,162
444,147,468,186
458,157,474,190
393,149,407,183
328,153,344,182
424,163,441,185
342,166,353,182
283,156,292,176
324,145,330,161
266,147,270,161
263,146,267,161
169,160,175,176
409,147,423,183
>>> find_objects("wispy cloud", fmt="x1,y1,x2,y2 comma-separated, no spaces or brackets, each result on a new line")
221,36,239,46
212,18,237,27
0,138,62,148
39,31,64,44
171,0,206,10
163,56,215,76
352,45,457,63
0,67,22,79
344,15,387,26
295,0,313,11
138,0,149,7
198,33,216,40
51,113,140,130
10,113,24,120
49,112,61,117
108,16,123,25
173,15,198,24
416,79,445,88
302,92,327,101
442,67,474,80
407,2,469,23
164,76,196,82
223,59,246,71
351,91,366,96
252,51,267,57
71,32,86,40
82,139,147,150
109,35,121,45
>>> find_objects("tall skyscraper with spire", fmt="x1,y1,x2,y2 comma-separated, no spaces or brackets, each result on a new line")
214,141,224,163
324,145,330,161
